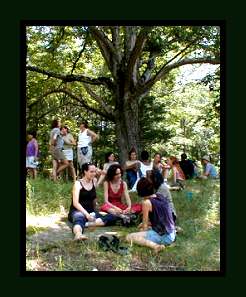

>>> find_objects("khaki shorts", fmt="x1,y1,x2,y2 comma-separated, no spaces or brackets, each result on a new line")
51,147,66,161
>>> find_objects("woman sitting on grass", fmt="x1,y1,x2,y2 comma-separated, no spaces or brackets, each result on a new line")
167,156,186,189
100,164,142,217
68,163,117,241
126,177,176,253
147,169,177,222
124,148,141,190
97,152,119,186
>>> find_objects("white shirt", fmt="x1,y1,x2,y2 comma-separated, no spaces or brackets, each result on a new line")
77,129,92,148
140,161,153,177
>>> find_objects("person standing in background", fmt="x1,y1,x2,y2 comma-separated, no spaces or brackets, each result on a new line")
77,121,99,172
49,120,69,181
26,131,39,179
62,125,77,182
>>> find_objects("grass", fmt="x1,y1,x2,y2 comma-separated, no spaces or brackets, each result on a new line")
26,177,220,271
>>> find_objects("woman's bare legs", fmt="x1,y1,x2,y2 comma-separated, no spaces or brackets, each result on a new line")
68,161,77,182
56,159,70,178
126,231,165,253
73,225,88,240
52,159,58,181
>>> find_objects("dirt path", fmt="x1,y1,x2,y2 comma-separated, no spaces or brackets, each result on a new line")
26,213,124,249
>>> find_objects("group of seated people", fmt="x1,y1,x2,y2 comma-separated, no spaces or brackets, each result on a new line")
68,149,219,252
125,149,186,191
124,149,218,190
68,161,177,252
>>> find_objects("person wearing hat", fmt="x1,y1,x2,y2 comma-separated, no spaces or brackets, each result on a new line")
200,155,218,179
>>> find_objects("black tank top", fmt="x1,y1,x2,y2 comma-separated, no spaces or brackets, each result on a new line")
70,180,96,213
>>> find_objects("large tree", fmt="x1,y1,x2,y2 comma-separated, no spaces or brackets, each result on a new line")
26,25,220,163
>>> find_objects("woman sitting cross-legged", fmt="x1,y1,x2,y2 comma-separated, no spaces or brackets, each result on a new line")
68,162,117,241
126,177,176,253
146,169,177,222
100,164,142,219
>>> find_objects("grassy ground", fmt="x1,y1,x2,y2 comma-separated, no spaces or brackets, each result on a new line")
26,177,220,271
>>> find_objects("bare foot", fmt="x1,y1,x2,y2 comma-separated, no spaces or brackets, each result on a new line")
153,244,165,253
74,233,88,241
175,226,183,233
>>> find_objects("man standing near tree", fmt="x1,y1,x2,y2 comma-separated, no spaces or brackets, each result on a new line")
77,121,99,172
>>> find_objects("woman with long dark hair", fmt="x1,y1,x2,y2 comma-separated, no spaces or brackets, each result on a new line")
68,163,117,240
100,164,142,215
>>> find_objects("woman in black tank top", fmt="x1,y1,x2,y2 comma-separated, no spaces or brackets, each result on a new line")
68,163,117,241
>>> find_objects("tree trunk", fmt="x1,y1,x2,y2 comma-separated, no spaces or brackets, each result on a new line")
114,94,142,165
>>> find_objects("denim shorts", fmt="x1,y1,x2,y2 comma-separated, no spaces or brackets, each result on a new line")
145,229,176,245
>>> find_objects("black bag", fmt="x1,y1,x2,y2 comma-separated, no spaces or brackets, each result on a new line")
98,235,129,255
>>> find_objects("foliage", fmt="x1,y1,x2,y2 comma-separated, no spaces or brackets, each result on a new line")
26,25,220,163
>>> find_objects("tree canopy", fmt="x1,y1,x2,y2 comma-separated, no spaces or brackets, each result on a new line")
26,25,220,165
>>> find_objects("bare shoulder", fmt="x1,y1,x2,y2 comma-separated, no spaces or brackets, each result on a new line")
122,180,128,188
93,177,98,187
103,180,109,188
73,180,82,190
87,129,97,136
142,199,152,207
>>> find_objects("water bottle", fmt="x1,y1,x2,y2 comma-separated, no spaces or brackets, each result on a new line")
186,191,193,201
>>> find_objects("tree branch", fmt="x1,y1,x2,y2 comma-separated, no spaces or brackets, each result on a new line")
41,88,115,121
111,26,121,62
126,27,152,86
124,26,137,62
147,56,220,90
70,30,89,74
140,51,159,84
89,27,117,78
137,35,219,93
82,83,114,116
26,65,115,90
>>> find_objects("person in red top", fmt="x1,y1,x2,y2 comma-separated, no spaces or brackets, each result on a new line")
167,156,185,189
100,164,142,215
